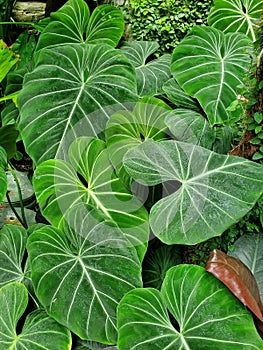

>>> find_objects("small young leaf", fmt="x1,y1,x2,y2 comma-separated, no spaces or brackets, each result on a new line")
254,112,263,124
255,126,262,134
250,138,261,145
253,152,263,161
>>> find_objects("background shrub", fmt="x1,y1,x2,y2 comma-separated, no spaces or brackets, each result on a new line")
121,0,213,55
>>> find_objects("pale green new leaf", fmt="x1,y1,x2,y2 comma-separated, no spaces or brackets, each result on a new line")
18,44,137,165
208,0,262,41
123,139,263,245
229,233,263,302
106,96,171,186
117,265,263,349
171,26,251,125
0,282,71,349
36,0,124,51
0,147,7,203
165,109,216,149
27,215,142,344
33,137,149,259
121,41,171,96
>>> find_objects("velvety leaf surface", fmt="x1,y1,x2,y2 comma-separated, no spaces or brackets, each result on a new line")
228,233,263,304
18,43,137,164
171,26,251,125
27,214,142,344
0,225,27,287
208,0,262,41
162,78,200,111
0,282,71,349
206,249,263,320
33,137,149,260
36,0,124,51
0,147,7,203
106,96,171,186
120,41,171,96
123,139,263,245
117,265,263,349
165,108,216,149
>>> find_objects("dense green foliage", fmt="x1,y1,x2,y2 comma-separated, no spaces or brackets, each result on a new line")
121,0,213,54
0,0,263,348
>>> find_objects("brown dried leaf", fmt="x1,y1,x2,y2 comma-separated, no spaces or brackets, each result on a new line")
206,249,263,321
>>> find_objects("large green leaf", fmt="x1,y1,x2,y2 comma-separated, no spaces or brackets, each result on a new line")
165,108,216,149
229,233,263,302
171,26,251,126
120,41,171,96
0,147,7,203
18,43,137,164
0,225,28,287
208,0,263,41
36,0,124,51
27,214,142,344
162,78,200,111
0,282,71,349
123,139,263,245
117,265,263,349
106,96,171,186
33,137,149,259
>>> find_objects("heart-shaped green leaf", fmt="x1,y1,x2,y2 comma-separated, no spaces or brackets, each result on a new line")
0,282,71,349
106,96,171,185
123,139,263,245
0,147,7,203
36,0,124,52
18,43,137,164
120,41,171,96
162,78,200,111
33,137,149,259
0,225,28,287
171,26,251,125
208,0,262,41
117,265,263,349
229,233,263,303
27,212,142,343
165,108,216,149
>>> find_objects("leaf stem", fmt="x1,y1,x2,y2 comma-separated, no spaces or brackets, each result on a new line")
7,164,28,229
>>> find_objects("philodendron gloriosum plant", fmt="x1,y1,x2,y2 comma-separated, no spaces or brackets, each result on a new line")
0,0,262,348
